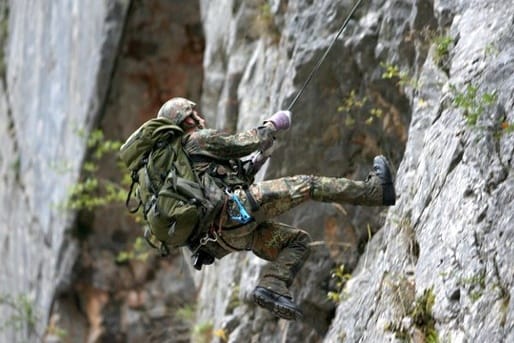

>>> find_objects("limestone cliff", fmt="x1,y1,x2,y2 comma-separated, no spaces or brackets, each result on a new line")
0,0,130,341
0,0,512,342
197,0,514,342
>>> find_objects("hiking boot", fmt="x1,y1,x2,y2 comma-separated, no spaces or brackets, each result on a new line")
372,155,396,205
252,286,303,320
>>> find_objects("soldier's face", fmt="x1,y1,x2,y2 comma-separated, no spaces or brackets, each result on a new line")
183,110,206,130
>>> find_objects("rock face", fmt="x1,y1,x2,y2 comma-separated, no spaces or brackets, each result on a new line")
0,0,203,342
326,1,514,341
0,0,513,342
48,1,205,342
196,0,514,342
0,0,130,341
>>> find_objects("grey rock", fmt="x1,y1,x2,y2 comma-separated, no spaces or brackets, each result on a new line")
1,0,513,342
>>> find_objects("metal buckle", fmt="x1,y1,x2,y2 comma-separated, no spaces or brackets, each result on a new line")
199,231,218,246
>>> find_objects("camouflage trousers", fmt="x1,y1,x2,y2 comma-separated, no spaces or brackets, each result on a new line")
206,174,383,297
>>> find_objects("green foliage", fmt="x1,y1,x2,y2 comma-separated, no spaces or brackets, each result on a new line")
64,129,128,211
175,304,196,322
258,3,273,23
382,63,403,80
116,237,150,263
381,62,422,92
381,62,416,88
337,90,385,127
253,1,280,43
46,322,67,340
484,43,499,57
433,35,454,67
412,289,438,342
176,304,224,342
385,287,438,342
449,83,514,135
338,90,365,127
405,28,453,71
213,328,228,343
87,130,123,159
460,272,486,303
63,128,147,261
192,321,214,343
411,289,435,326
434,35,453,56
0,293,38,334
337,90,367,113
327,264,352,303
366,107,383,125
226,284,241,314
450,83,498,126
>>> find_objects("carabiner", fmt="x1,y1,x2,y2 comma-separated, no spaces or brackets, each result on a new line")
199,231,218,246
225,189,253,224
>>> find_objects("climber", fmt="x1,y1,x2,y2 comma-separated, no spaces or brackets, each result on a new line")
122,97,396,321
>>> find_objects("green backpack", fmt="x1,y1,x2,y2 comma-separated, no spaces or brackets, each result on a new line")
119,117,223,254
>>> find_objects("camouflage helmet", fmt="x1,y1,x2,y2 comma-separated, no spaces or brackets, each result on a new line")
157,97,197,125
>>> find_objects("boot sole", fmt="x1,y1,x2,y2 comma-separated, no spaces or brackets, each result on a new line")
374,155,396,205
383,183,396,205
253,291,303,320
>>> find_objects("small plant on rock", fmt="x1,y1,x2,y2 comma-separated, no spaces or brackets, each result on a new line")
64,129,128,211
433,34,454,70
449,83,498,126
116,237,150,263
385,287,438,343
327,264,352,303
0,293,39,335
381,62,421,90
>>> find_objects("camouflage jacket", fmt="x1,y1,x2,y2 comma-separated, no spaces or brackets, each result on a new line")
182,125,276,182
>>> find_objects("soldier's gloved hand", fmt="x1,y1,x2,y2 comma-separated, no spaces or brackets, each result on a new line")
252,147,273,173
250,152,270,173
247,146,274,175
264,110,292,131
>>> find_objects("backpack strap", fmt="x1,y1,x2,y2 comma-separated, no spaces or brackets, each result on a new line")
125,170,143,213
124,129,175,214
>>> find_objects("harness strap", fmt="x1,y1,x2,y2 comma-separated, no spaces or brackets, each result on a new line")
215,234,242,253
244,188,260,212
126,170,142,213
243,187,265,223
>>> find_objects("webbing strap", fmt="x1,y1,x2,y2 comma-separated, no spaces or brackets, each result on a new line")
125,170,142,213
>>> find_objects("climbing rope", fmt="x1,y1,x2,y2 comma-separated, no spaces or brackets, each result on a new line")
287,0,365,111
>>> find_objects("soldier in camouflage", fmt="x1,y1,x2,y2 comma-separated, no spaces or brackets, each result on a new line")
157,97,396,320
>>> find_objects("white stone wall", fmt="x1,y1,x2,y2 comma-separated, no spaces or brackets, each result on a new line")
0,0,129,341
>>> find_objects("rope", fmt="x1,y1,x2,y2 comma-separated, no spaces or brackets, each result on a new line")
287,0,365,111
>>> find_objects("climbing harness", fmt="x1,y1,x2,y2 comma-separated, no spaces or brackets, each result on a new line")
287,0,364,111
